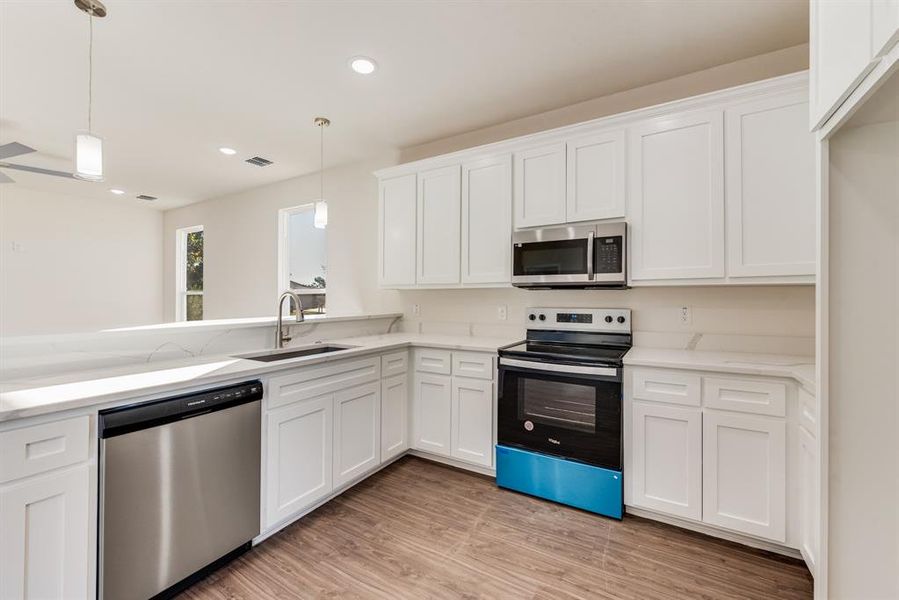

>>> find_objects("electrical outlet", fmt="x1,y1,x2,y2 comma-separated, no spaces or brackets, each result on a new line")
497,305,507,321
680,306,692,325
10,241,24,253
412,303,421,317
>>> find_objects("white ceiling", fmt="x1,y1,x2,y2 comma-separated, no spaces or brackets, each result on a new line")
0,0,808,210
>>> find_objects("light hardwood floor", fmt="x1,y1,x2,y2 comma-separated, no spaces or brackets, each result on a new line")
180,456,812,600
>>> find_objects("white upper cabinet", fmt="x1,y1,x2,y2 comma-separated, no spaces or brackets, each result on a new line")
725,92,816,278
810,0,878,128
461,154,512,284
628,110,725,281
513,143,567,228
378,174,417,287
417,165,461,285
872,0,899,58
566,130,626,222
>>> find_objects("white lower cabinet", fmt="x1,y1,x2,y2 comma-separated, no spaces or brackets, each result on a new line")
451,377,494,467
381,373,409,462
702,411,786,542
0,465,91,600
333,382,381,487
798,425,818,575
413,373,453,456
265,395,333,528
630,402,702,520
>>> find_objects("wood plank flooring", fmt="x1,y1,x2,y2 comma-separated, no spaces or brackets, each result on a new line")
179,456,812,600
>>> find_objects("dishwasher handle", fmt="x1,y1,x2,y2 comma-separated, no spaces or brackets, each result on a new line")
99,380,263,439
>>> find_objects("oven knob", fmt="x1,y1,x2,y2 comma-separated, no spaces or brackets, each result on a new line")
604,315,613,323
528,313,536,321
617,316,626,324
538,314,546,321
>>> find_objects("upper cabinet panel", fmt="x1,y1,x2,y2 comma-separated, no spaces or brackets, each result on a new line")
810,0,877,129
726,93,816,278
462,154,512,284
872,0,899,58
378,174,417,287
566,130,626,223
513,143,566,228
628,110,725,281
417,165,461,285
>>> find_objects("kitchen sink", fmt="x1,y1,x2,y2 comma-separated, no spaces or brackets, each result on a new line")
238,344,355,362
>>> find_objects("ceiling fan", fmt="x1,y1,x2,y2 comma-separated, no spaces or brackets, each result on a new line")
0,142,76,183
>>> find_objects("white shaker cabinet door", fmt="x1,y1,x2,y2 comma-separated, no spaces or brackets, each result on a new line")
702,411,786,542
451,377,494,467
333,382,381,487
566,130,626,222
412,373,452,457
417,164,461,285
798,425,819,576
381,373,409,463
513,143,566,228
630,402,702,521
461,154,512,285
265,396,333,528
725,92,816,278
378,173,417,287
810,0,877,128
0,465,91,600
628,110,725,281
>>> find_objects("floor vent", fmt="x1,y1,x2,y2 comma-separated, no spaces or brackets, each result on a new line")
136,194,157,201
245,156,273,167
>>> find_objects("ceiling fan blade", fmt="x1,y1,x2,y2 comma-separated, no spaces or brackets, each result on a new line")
0,171,14,183
0,162,75,179
0,142,36,160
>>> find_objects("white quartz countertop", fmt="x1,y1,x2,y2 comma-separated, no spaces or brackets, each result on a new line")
624,347,815,393
0,333,518,423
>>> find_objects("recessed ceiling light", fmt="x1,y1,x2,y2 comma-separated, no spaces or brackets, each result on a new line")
218,147,237,155
109,188,125,195
349,56,377,75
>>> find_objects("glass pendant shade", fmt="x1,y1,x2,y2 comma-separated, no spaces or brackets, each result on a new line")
74,132,104,181
314,200,328,229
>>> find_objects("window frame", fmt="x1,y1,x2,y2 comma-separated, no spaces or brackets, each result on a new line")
175,224,204,321
277,204,327,316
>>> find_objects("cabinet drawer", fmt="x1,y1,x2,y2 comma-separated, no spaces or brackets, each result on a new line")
268,357,381,410
702,376,786,417
381,351,409,377
0,415,90,483
631,368,701,407
414,349,452,375
452,352,495,381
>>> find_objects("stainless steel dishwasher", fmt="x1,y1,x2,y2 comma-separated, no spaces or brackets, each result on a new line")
99,380,262,600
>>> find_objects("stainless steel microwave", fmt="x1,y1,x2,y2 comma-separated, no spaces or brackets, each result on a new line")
511,222,627,289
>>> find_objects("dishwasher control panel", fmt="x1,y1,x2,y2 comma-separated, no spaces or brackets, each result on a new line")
99,380,263,439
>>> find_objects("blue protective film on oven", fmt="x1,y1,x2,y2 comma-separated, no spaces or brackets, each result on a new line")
495,444,623,519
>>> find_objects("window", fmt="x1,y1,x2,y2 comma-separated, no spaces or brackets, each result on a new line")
176,225,204,321
278,205,326,315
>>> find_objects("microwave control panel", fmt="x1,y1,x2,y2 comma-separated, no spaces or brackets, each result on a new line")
594,236,622,274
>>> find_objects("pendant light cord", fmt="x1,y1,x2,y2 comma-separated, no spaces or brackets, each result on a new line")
88,7,93,133
319,120,324,200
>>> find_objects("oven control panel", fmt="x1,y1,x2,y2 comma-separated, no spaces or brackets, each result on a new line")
526,307,631,333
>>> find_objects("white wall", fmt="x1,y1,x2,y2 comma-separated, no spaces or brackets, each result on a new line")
826,88,898,598
163,155,402,321
0,186,164,335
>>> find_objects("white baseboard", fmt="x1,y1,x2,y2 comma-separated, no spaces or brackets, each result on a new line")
625,506,803,560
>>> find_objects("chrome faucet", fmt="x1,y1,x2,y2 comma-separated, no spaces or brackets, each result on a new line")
276,290,304,349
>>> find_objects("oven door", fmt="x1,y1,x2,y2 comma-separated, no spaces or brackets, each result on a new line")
511,226,594,287
498,357,622,470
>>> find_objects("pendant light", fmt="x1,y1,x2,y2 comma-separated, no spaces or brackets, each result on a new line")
73,0,106,181
313,117,330,229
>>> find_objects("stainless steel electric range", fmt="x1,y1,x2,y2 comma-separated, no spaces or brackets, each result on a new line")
496,307,631,519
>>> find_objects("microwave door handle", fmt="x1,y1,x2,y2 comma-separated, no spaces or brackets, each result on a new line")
586,231,595,280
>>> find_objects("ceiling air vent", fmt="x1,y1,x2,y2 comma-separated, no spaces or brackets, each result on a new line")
136,194,157,201
245,156,273,167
